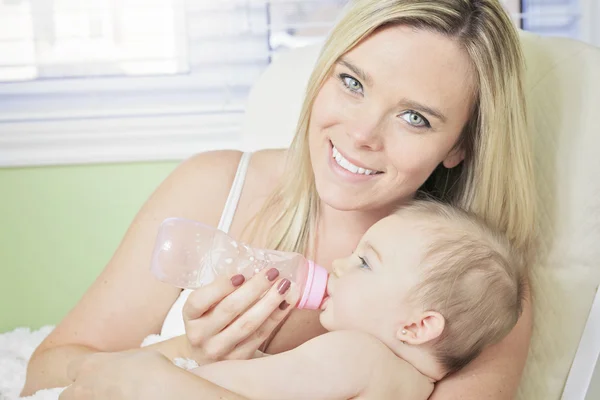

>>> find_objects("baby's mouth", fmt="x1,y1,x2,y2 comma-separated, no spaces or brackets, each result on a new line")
319,295,330,310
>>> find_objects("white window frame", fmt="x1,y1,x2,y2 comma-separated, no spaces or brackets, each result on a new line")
0,74,247,167
0,0,262,168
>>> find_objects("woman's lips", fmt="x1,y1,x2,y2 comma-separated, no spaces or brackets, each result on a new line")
329,140,382,175
327,141,383,182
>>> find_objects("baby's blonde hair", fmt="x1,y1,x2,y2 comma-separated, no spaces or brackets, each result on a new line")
398,200,525,375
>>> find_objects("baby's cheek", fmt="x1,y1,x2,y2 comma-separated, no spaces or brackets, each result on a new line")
333,290,369,330
319,307,335,331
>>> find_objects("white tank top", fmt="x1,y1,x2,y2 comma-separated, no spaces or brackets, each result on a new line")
159,152,253,339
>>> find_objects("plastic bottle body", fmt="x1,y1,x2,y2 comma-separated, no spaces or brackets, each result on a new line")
150,218,327,309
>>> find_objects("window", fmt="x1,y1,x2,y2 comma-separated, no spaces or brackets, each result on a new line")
0,0,596,167
0,0,189,82
521,0,587,41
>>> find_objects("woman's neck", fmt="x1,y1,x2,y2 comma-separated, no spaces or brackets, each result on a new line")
318,201,394,238
313,202,393,263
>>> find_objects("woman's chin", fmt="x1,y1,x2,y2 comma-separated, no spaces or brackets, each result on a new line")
314,182,369,212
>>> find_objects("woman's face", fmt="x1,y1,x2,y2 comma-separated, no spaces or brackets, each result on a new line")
308,25,476,212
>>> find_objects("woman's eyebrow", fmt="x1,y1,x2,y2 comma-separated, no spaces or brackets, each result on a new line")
336,57,373,86
398,98,447,123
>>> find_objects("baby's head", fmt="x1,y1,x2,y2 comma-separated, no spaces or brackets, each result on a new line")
319,200,525,377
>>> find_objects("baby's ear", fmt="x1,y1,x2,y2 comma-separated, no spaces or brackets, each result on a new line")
396,311,445,345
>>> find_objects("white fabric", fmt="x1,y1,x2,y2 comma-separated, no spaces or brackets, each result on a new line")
240,31,600,399
0,326,60,399
159,152,252,340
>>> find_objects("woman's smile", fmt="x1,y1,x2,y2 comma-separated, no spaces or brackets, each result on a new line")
327,140,384,183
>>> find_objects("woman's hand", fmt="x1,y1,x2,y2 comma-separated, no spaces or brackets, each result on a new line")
183,267,297,364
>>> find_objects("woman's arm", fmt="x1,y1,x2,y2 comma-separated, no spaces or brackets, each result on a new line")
22,151,246,395
430,289,533,399
57,350,250,400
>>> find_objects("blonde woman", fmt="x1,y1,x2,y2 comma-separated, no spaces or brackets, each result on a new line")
23,0,536,399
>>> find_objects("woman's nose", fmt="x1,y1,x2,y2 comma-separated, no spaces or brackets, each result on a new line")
347,107,385,151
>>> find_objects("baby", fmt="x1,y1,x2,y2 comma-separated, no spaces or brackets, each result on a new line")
191,200,526,400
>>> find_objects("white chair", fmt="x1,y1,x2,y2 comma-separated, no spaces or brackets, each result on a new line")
240,31,600,399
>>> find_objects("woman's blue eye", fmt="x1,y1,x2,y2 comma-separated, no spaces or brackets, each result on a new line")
358,256,371,270
339,73,363,94
401,111,431,128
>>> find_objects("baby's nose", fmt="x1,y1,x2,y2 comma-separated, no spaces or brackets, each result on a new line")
331,259,350,277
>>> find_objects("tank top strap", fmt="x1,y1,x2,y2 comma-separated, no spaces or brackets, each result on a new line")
159,152,252,339
217,152,252,234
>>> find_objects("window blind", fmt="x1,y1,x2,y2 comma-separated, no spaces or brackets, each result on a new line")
0,0,593,167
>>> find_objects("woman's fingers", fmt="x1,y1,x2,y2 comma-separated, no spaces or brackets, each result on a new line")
226,298,293,360
188,268,282,342
183,275,245,320
204,277,297,357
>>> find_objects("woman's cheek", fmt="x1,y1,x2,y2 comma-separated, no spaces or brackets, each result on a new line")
312,82,350,128
386,140,443,181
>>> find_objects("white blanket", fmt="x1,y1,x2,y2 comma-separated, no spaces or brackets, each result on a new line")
0,326,59,400
0,326,195,400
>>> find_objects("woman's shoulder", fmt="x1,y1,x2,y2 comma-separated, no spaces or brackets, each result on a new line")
246,148,287,191
223,148,287,240
159,150,251,227
182,148,285,184
181,149,245,176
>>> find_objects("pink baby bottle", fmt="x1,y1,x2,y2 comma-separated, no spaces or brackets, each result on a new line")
150,217,328,310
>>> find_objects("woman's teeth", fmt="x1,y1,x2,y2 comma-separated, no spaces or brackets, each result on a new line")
332,146,379,175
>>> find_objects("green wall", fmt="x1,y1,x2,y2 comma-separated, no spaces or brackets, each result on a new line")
0,161,178,333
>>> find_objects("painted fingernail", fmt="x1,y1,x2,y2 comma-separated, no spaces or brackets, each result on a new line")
231,274,245,287
278,300,290,310
266,268,280,282
277,279,291,295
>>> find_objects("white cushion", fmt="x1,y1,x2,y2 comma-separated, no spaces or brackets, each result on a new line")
240,31,600,400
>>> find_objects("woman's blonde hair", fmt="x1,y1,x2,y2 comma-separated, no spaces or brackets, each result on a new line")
250,0,536,260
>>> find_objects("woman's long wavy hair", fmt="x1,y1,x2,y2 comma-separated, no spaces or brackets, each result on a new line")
249,0,536,261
